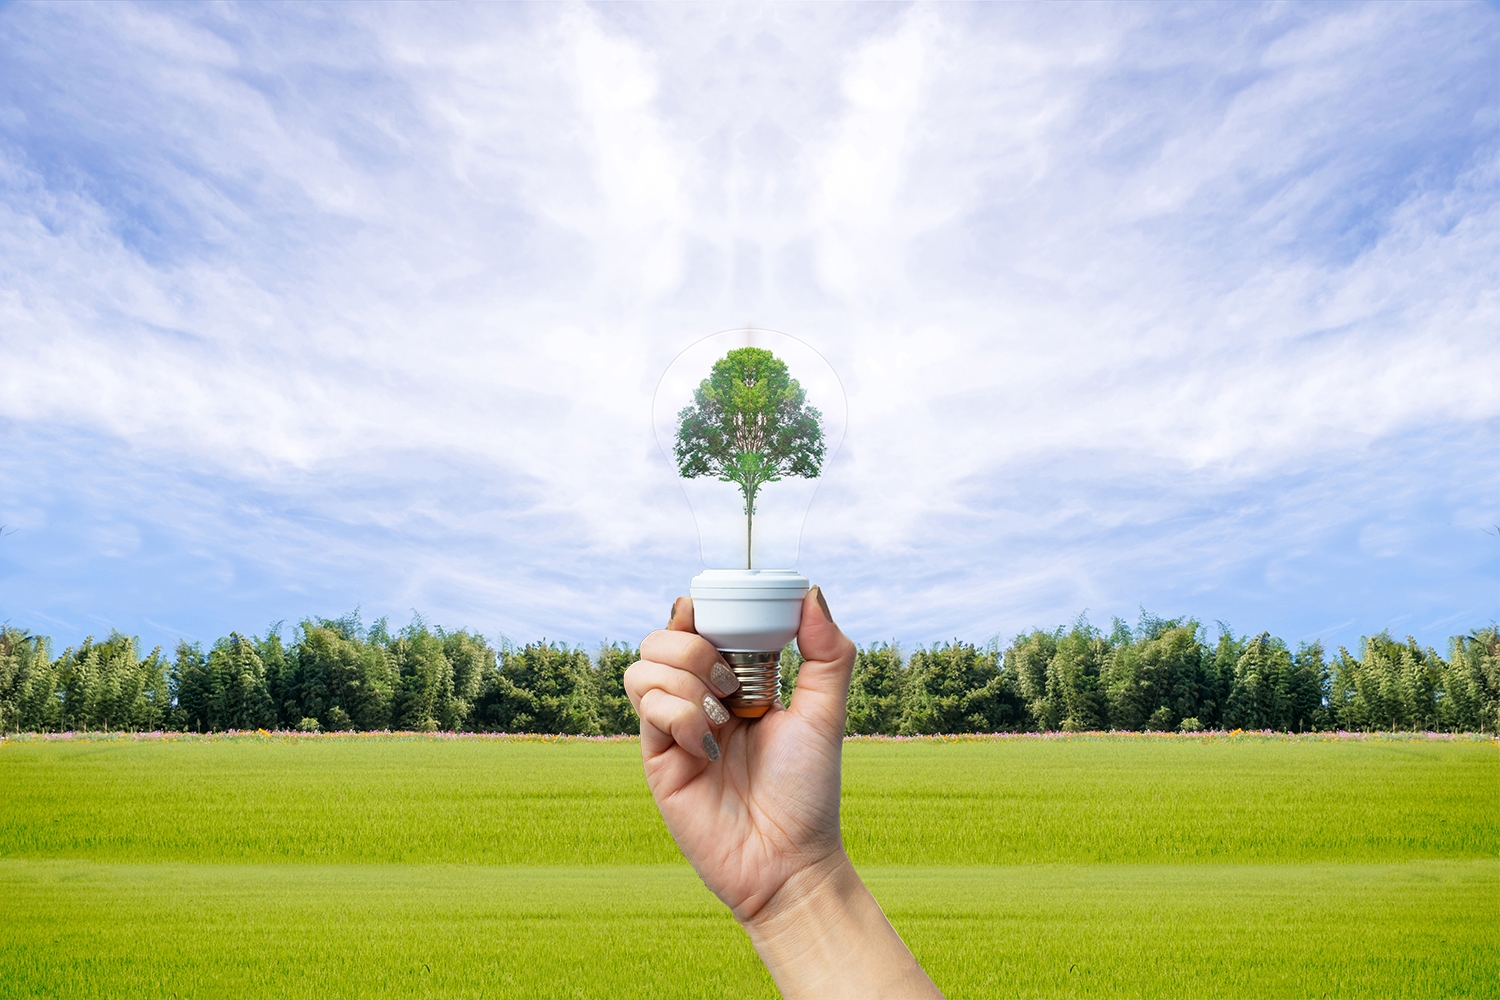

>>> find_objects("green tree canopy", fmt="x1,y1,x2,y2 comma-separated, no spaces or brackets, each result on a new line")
674,346,825,567
2,610,1496,737
846,642,905,735
594,641,641,735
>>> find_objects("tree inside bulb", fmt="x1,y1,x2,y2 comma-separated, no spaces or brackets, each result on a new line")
653,330,847,718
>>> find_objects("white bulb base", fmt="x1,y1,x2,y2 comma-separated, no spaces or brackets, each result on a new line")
690,569,809,719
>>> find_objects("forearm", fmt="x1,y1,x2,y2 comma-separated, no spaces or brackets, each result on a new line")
741,852,944,1000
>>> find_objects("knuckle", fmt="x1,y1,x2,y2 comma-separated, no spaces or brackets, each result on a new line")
622,659,659,695
641,629,685,657
643,631,720,675
637,688,671,718
664,695,701,728
638,630,672,656
682,635,721,671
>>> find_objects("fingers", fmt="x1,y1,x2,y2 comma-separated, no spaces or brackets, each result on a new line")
626,618,739,764
627,658,732,729
638,624,741,699
638,689,723,761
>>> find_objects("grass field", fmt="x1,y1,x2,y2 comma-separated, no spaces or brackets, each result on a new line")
1,733,1496,998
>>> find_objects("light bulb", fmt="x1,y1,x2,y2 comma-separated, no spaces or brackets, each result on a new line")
653,329,847,717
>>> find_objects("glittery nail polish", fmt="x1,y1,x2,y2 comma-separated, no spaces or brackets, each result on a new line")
710,661,740,695
701,731,721,761
702,693,730,725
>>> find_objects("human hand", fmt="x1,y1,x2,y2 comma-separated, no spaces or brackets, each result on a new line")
626,586,856,921
626,588,943,999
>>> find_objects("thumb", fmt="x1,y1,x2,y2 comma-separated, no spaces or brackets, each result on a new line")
666,596,696,633
787,586,857,724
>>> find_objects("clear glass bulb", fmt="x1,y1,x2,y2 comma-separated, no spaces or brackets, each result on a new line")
653,329,847,717
653,329,847,570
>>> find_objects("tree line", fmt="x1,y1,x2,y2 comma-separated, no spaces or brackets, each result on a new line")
1,611,1496,735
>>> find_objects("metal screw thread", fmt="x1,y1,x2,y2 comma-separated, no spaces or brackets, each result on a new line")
720,650,781,717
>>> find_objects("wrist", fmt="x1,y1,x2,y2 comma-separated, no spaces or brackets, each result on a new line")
739,850,858,937
740,851,942,1000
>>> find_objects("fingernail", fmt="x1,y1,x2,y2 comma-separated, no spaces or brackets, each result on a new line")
813,585,833,623
701,731,721,761
668,598,679,627
710,661,740,695
702,693,730,725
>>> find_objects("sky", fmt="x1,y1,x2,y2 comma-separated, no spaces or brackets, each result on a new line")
0,1,1496,656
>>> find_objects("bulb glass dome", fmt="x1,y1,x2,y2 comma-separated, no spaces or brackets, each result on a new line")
653,329,847,570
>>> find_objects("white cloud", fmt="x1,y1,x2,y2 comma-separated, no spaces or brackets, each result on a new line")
0,1,1495,650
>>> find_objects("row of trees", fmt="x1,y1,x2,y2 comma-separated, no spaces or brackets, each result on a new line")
1,612,1496,735
844,616,1500,735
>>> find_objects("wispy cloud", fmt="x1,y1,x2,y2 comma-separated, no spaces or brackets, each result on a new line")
0,2,1495,652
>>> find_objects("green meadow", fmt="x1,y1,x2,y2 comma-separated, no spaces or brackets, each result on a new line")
1,734,1496,998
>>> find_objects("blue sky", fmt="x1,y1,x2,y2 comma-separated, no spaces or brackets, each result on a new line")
0,2,1496,655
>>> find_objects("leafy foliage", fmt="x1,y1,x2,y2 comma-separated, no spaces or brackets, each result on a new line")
673,347,825,566
480,641,601,734
846,643,904,735
1,618,1496,734
594,641,641,735
777,641,803,707
73,635,163,730
1440,629,1500,732
898,642,1025,734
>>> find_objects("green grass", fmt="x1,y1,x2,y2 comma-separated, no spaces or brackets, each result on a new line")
2,861,1493,999
0,737,677,864
4,734,1493,865
845,737,1499,864
2,733,1496,997
0,862,773,999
